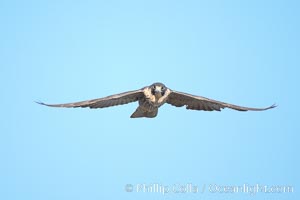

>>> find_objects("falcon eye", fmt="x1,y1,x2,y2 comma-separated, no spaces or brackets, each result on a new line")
151,89,155,95
161,86,165,90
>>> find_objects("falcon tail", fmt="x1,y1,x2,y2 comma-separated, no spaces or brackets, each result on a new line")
130,107,158,118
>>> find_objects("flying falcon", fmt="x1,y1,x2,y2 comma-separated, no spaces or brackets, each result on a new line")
37,82,276,118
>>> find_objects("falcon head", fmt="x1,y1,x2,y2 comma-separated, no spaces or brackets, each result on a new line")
150,82,167,98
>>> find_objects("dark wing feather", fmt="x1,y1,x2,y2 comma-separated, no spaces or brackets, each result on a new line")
167,90,276,112
37,89,144,109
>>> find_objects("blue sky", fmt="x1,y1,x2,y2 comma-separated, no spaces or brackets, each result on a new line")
1,0,299,199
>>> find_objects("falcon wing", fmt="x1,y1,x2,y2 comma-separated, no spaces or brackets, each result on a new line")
166,90,276,111
37,89,144,109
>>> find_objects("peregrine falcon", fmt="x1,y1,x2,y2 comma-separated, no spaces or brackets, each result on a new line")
37,82,276,118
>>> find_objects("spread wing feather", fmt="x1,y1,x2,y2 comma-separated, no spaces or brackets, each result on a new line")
167,91,276,112
37,89,144,109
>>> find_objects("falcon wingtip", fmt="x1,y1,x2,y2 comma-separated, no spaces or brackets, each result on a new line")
270,103,277,109
35,101,47,106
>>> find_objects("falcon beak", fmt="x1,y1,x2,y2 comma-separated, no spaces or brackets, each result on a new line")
154,89,161,94
154,87,162,97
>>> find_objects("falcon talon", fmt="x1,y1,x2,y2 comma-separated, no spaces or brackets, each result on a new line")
37,82,276,118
